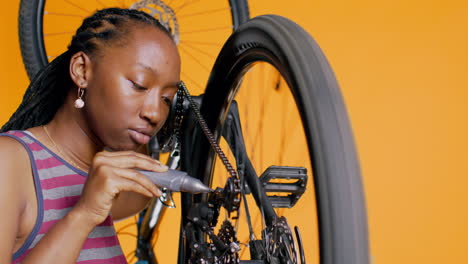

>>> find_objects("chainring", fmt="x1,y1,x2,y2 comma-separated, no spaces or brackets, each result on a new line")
216,220,240,264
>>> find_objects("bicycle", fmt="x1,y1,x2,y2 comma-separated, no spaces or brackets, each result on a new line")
19,1,249,261
18,1,370,263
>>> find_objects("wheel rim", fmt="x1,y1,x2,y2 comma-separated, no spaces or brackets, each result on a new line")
187,15,369,264
200,59,320,263
34,0,243,95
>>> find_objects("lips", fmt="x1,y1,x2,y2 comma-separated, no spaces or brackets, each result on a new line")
129,129,152,145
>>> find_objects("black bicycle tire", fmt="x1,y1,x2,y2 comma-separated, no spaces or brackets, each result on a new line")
183,15,369,264
18,0,47,81
18,0,250,80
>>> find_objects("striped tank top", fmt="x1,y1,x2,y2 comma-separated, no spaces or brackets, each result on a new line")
2,131,127,263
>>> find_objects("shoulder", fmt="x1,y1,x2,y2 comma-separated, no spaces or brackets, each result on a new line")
0,131,35,212
0,133,31,161
0,132,33,188
0,134,32,262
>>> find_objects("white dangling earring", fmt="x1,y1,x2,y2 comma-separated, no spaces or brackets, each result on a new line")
74,87,85,109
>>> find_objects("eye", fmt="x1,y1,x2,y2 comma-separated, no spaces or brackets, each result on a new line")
162,96,172,106
130,80,147,91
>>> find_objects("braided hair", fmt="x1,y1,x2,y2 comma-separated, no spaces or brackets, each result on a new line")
1,8,172,132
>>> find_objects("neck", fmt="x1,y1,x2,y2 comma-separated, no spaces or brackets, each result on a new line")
42,95,103,171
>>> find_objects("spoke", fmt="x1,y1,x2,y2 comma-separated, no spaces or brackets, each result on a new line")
63,0,91,14
244,73,254,163
44,11,85,18
116,222,137,233
241,192,255,240
259,68,266,172
177,7,230,18
174,0,202,14
239,241,249,259
253,69,277,158
166,0,176,8
181,71,204,91
181,42,216,59
279,78,288,165
125,250,136,262
244,66,259,164
117,232,137,238
278,94,302,166
241,75,251,165
128,255,136,263
95,0,106,7
250,66,274,170
178,45,210,72
152,233,158,247
44,31,75,36
180,40,222,47
180,26,232,35
274,70,282,91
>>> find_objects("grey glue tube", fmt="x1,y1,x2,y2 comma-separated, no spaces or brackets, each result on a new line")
139,169,213,194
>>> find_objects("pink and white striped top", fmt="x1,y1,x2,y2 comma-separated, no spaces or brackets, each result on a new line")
3,131,127,264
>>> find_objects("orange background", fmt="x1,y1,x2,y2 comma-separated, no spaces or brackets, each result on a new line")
1,0,468,263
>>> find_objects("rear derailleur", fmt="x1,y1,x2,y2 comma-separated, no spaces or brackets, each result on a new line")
185,177,242,264
184,175,304,264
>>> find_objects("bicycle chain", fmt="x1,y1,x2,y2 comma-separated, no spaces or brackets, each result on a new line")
178,81,242,263
171,87,185,146
177,82,300,264
178,81,242,212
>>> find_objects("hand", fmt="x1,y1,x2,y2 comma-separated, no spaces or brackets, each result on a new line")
73,151,167,227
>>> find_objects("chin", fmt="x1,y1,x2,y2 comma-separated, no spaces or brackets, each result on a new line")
107,141,140,152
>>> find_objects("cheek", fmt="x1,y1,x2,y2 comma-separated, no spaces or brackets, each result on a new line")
112,78,138,107
86,78,140,124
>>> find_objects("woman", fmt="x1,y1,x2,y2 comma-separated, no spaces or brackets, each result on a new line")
0,8,180,263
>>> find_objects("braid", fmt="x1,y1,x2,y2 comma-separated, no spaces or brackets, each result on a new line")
1,51,72,131
1,8,172,132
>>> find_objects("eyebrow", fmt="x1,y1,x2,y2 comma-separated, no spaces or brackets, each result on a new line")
137,62,180,88
166,81,181,89
137,62,157,75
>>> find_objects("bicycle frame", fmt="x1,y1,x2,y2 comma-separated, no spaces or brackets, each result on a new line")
179,99,287,263
136,99,280,264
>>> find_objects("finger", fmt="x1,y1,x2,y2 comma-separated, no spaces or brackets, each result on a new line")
100,150,150,158
114,177,158,198
95,152,168,172
99,151,165,167
114,167,163,197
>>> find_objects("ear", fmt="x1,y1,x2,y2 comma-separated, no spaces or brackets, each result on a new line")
69,51,92,89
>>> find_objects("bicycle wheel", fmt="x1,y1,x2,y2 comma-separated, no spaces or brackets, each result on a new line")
18,1,249,263
18,0,249,94
181,15,369,264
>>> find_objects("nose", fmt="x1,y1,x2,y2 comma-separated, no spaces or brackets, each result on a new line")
140,90,166,127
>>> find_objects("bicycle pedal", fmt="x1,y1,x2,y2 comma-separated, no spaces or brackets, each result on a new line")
259,166,308,208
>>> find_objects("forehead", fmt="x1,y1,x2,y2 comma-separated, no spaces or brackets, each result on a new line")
97,25,180,74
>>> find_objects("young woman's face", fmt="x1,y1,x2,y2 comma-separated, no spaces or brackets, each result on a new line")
83,25,181,150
